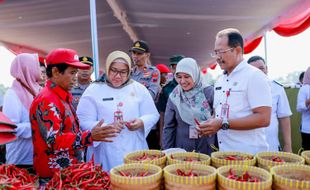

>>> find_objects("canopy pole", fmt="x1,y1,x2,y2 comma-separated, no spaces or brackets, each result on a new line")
89,0,100,79
264,33,268,65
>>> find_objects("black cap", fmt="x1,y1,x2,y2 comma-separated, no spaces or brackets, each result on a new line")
79,56,93,66
169,55,185,65
130,40,149,53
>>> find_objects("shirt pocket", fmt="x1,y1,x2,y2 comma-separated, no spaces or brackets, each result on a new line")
228,90,246,112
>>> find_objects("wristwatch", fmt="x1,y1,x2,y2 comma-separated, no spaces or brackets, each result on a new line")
221,118,230,130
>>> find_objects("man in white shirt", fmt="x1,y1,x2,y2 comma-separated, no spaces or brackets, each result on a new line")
197,28,272,155
248,55,292,152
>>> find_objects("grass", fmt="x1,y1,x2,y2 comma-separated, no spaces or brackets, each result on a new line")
280,88,302,154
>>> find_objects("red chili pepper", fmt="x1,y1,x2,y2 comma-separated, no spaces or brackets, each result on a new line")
225,155,238,160
194,118,200,126
226,168,261,182
271,156,285,162
119,170,128,177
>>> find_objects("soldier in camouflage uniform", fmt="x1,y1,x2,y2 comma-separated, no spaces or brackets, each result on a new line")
71,56,93,110
130,40,161,149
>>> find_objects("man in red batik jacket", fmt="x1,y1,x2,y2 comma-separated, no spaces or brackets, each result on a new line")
30,48,123,180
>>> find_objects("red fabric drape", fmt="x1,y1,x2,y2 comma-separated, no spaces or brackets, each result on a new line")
244,36,263,54
273,10,310,37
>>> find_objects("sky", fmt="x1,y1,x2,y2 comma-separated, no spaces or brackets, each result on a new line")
1,27,310,88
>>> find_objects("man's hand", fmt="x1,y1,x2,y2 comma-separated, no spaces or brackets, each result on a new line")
123,118,144,131
91,119,123,142
196,118,222,136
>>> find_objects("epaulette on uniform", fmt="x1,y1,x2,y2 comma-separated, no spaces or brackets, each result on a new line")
148,66,157,70
273,80,283,87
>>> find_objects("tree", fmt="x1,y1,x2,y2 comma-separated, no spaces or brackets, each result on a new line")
274,71,303,85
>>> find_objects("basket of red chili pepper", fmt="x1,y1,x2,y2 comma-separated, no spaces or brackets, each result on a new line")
163,163,216,190
167,152,210,166
124,149,166,168
301,150,310,165
0,164,38,189
45,160,110,189
270,164,310,190
211,151,255,168
110,163,162,190
256,151,305,171
217,165,272,190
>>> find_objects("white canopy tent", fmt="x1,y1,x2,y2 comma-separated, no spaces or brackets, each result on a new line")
0,0,309,77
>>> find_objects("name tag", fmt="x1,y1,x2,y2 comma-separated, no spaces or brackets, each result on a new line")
102,97,114,101
189,125,199,139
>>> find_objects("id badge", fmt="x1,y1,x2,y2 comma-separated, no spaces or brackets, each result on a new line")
114,110,123,123
220,103,230,119
189,125,198,139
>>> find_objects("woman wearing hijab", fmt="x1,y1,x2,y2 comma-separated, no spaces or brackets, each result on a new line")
2,53,41,172
162,58,216,155
296,66,310,150
77,51,159,171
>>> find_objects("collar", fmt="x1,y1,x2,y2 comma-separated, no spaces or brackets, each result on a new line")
132,64,149,73
225,59,247,77
46,80,72,103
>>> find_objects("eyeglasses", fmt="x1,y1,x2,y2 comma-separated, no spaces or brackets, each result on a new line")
210,47,234,58
109,67,129,77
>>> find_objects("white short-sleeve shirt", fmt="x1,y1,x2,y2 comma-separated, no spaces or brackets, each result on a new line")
213,60,272,155
266,80,292,151
296,84,310,134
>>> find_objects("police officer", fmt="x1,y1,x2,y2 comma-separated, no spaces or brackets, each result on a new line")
248,55,292,152
157,55,184,147
130,40,160,100
71,56,93,110
130,40,161,149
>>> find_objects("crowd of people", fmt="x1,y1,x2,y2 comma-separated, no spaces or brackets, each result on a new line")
0,28,309,185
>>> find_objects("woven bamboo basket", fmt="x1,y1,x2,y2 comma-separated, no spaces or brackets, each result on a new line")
256,151,305,171
124,149,166,168
217,165,272,190
211,151,255,168
167,152,210,166
163,163,216,190
301,150,310,165
110,163,163,190
270,164,310,190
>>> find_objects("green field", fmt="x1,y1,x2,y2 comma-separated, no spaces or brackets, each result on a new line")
279,88,302,153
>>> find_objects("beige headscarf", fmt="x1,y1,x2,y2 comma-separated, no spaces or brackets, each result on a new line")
105,50,133,88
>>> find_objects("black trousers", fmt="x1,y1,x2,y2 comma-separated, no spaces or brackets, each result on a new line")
146,129,161,150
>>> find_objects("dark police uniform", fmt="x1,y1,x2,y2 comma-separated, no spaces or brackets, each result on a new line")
131,64,160,100
71,56,93,110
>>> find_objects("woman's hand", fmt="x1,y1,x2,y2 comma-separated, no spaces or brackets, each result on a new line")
123,118,144,131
